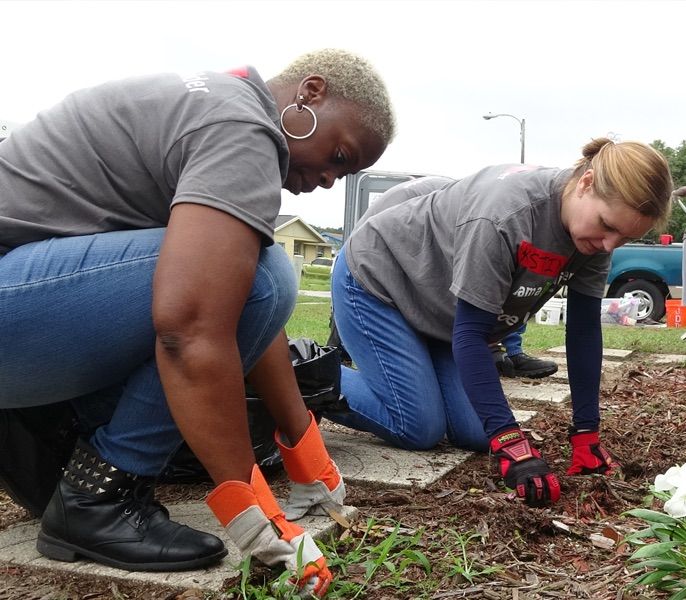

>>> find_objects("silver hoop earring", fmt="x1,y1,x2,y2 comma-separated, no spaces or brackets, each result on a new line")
280,103,317,140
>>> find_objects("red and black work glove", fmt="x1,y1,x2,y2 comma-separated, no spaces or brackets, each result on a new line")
566,429,618,476
490,428,561,507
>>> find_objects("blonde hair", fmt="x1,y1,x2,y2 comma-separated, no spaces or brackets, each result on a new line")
270,48,396,145
572,138,673,229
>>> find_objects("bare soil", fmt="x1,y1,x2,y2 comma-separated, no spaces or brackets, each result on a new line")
1,355,685,599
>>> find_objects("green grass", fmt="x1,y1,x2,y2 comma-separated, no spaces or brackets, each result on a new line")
299,265,332,291
286,299,685,355
286,298,332,345
523,322,686,355
294,295,330,304
218,518,435,599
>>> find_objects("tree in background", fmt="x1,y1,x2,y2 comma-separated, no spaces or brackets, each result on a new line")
652,139,686,242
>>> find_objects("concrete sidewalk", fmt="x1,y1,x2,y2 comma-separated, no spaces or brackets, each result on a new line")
298,290,331,298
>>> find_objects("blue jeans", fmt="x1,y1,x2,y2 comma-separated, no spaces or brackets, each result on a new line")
0,229,297,475
329,248,488,452
502,325,526,357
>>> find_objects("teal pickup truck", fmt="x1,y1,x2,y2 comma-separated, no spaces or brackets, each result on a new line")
606,241,683,322
344,171,685,323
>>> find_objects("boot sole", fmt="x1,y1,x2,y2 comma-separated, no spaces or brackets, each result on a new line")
36,531,228,572
513,367,559,379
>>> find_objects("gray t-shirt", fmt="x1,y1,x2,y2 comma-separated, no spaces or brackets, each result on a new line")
0,67,289,255
346,165,610,343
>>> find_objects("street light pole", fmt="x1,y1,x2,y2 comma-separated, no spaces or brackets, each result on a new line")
483,113,526,164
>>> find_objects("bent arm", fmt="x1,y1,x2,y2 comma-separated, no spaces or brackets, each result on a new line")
153,203,260,484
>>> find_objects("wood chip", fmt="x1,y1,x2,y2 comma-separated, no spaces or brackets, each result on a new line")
589,533,616,549
552,519,571,533
525,572,539,585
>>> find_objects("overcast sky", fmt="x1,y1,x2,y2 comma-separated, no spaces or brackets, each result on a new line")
2,0,685,227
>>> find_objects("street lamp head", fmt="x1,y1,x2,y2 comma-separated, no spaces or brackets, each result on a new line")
482,111,526,164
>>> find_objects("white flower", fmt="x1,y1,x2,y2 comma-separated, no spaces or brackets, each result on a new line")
655,464,686,494
664,485,686,518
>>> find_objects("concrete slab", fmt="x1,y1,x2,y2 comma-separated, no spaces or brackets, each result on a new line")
541,356,622,371
0,502,357,591
650,353,686,365
548,367,568,383
321,409,536,489
547,347,634,361
501,380,570,404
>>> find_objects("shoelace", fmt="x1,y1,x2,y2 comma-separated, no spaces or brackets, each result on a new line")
122,479,165,527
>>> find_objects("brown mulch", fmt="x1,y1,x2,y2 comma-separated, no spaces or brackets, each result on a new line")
0,357,685,599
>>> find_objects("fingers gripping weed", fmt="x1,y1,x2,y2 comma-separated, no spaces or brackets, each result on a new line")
222,517,431,599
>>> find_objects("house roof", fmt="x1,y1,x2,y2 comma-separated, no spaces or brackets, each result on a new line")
275,215,328,244
275,214,297,228
320,231,343,244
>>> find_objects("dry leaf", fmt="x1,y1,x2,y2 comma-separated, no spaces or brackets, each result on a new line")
327,508,351,529
601,525,621,542
572,557,590,573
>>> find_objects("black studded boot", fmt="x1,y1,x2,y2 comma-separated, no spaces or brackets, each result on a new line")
37,438,227,571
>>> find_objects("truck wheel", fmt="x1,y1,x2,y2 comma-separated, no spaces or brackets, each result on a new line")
614,280,666,322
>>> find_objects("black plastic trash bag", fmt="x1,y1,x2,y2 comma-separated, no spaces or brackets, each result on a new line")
0,403,79,517
161,337,346,483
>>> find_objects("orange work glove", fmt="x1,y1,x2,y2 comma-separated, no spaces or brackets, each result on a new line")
207,464,332,598
276,411,345,520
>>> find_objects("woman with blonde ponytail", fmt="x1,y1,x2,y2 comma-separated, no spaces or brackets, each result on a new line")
329,138,672,509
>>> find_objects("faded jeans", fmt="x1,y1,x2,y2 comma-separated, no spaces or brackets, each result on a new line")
329,248,488,452
0,229,297,475
502,325,526,357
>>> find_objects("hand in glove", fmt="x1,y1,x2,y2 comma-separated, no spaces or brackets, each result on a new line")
207,464,332,598
276,411,346,521
566,429,618,476
490,428,561,507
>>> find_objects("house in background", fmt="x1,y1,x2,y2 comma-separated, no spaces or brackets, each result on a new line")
319,231,343,255
274,215,332,263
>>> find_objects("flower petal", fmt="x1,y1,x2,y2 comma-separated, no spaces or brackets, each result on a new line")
664,486,686,518
655,465,686,492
